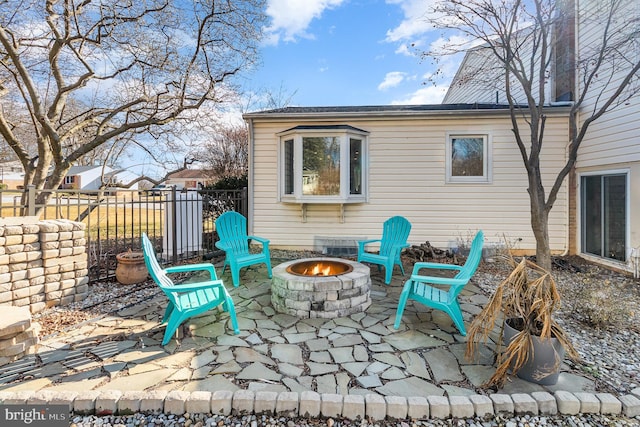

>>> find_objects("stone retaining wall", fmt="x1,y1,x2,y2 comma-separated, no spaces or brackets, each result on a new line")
0,389,639,420
0,217,89,313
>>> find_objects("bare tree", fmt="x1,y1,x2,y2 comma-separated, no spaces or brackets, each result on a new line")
0,0,265,213
194,122,248,179
429,0,640,271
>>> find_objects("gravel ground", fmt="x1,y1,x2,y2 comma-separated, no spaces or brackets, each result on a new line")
31,251,640,427
68,412,640,427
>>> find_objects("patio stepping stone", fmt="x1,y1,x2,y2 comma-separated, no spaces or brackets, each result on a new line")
271,314,299,329
360,330,382,344
97,369,177,391
366,361,389,375
271,344,303,365
356,374,382,388
181,375,239,392
309,352,332,363
90,340,137,360
214,349,234,364
328,347,354,363
306,338,330,352
285,332,316,344
211,360,242,375
234,348,275,365
384,330,446,351
190,351,216,369
114,348,166,364
216,336,249,347
353,345,369,362
278,363,304,377
236,362,281,381
306,362,339,376
334,317,362,329
424,348,464,383
373,352,404,368
381,367,406,380
331,334,363,347
400,352,431,380
316,374,337,394
343,362,369,377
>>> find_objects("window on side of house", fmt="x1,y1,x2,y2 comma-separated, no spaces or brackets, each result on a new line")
581,172,627,262
279,126,368,203
446,133,491,183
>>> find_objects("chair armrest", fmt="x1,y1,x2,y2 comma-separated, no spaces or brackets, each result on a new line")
411,262,463,275
167,279,227,293
248,235,270,246
165,263,218,280
358,239,382,250
409,273,468,286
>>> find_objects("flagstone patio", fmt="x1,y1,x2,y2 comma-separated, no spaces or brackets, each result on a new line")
0,256,598,398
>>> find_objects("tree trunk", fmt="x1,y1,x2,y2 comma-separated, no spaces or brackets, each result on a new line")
529,183,552,272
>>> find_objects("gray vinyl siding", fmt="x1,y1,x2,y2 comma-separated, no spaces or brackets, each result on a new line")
248,113,569,254
576,0,640,168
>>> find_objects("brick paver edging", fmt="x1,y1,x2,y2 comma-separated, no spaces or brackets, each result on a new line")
1,389,639,421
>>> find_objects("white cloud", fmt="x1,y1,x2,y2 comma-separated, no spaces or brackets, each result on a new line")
378,71,408,91
385,0,440,42
391,85,449,105
264,0,346,44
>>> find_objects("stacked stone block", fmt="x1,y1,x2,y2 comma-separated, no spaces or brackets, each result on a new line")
0,218,88,314
0,306,40,366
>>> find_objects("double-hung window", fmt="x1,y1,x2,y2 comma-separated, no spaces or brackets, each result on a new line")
279,125,368,203
446,133,491,183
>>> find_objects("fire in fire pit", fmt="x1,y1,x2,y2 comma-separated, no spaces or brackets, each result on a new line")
286,259,354,277
272,258,371,319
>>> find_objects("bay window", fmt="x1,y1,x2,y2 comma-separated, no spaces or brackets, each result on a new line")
278,126,368,203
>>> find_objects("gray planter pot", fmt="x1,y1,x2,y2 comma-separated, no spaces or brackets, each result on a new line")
503,318,565,385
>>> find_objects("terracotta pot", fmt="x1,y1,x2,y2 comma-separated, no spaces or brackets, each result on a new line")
116,251,148,285
503,318,565,385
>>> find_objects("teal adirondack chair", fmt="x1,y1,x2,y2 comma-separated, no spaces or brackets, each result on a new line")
357,216,412,284
214,211,272,287
394,230,484,336
141,233,239,345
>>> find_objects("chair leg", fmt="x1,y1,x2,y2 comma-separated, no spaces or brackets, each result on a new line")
225,295,240,334
445,301,467,336
161,302,174,324
230,266,240,287
394,280,413,329
162,311,186,345
384,264,393,285
265,259,273,279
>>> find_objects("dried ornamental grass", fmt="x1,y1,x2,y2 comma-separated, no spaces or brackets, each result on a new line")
466,256,580,388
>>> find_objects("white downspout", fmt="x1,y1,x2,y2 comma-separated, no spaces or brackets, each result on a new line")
246,118,255,235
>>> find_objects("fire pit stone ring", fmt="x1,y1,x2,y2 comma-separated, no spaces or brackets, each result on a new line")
271,258,371,319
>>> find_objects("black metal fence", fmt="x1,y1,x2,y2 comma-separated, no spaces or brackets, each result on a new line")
0,186,248,282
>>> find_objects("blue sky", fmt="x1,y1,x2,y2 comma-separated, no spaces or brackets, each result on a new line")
245,0,461,108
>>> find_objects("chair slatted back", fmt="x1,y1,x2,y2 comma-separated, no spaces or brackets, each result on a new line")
141,233,175,293
215,211,249,255
457,230,484,279
379,216,412,256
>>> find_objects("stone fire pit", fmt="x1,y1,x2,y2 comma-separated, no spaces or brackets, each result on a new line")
271,258,371,318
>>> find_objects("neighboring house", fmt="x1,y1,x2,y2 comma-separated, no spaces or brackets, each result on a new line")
0,160,25,189
59,166,139,190
243,104,570,255
166,169,216,189
443,0,639,274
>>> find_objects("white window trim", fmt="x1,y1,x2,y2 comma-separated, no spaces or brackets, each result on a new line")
577,168,630,266
277,127,368,204
445,132,492,184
